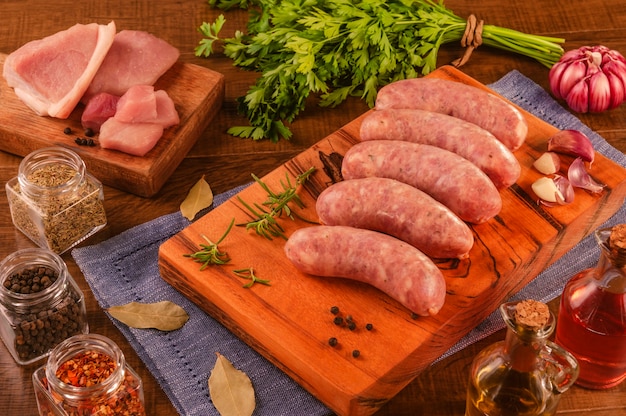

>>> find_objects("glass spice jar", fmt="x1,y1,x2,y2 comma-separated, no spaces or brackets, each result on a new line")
0,248,88,365
555,224,626,389
32,333,147,416
5,146,107,254
465,299,579,416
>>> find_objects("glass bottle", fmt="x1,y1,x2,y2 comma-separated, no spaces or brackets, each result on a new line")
0,248,88,365
32,333,147,416
555,224,626,389
465,299,579,416
5,146,107,254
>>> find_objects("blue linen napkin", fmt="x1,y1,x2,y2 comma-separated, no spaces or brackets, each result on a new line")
72,70,625,415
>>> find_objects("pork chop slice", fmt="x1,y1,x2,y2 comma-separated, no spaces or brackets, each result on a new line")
3,22,116,119
82,30,180,102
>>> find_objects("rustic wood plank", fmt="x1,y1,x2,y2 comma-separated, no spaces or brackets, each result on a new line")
0,53,224,197
158,66,626,416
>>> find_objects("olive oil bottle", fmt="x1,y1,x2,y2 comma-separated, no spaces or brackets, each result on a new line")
465,299,579,416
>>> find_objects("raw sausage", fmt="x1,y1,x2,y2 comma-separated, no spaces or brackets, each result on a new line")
316,177,474,259
341,140,502,224
284,225,446,316
375,78,528,151
359,108,521,189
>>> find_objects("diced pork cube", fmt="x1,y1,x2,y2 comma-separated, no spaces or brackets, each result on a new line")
114,85,179,127
98,85,179,156
99,119,164,157
81,92,120,132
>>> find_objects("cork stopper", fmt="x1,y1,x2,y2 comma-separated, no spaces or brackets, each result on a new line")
513,299,550,330
608,224,626,268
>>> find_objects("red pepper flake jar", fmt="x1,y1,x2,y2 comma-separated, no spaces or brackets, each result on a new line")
0,248,88,365
32,333,147,416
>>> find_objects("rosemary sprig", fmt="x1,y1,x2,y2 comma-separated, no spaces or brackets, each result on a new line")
238,167,316,240
183,218,235,270
233,267,271,288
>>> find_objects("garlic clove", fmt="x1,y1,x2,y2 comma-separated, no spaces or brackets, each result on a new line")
568,157,605,194
606,71,626,109
547,129,595,164
587,69,612,112
532,175,575,206
533,152,561,175
553,175,576,205
554,60,587,100
531,176,564,204
565,79,590,113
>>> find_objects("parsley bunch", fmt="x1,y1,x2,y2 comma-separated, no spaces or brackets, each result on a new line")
196,0,565,142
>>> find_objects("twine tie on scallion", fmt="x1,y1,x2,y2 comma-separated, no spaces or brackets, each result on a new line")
452,14,484,68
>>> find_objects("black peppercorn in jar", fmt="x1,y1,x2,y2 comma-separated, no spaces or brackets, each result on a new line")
0,248,88,365
32,334,146,416
5,146,107,254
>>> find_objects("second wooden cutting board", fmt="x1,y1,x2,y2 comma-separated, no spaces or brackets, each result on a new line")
0,54,224,197
158,66,626,416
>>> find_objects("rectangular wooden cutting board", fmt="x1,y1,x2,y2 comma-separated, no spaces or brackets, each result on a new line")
158,66,626,416
0,53,224,197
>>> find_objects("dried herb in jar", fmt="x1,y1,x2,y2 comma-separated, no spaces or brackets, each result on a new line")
6,147,107,254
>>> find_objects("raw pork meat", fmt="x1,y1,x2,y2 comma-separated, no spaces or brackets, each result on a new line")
82,30,180,102
114,85,179,127
98,120,165,157
99,85,179,156
81,92,120,132
3,22,116,118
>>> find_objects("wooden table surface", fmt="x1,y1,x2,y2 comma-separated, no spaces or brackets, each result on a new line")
1,1,625,415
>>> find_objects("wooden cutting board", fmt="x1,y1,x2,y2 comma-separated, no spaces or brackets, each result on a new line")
0,53,224,197
158,66,626,416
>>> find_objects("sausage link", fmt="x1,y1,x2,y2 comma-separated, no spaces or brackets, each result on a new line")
359,108,521,189
316,177,473,259
284,225,446,316
341,140,502,224
375,78,528,151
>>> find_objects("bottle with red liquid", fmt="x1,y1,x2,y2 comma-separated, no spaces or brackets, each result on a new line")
555,224,626,389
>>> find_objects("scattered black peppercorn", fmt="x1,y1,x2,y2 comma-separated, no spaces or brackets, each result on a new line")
63,127,72,135
74,137,96,147
347,321,356,331
352,350,360,358
411,313,419,320
365,323,373,331
330,306,340,315
328,337,338,347
84,127,95,137
333,316,344,326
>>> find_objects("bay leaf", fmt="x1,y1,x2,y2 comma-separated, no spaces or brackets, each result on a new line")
107,301,189,331
209,353,256,416
181,175,214,220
